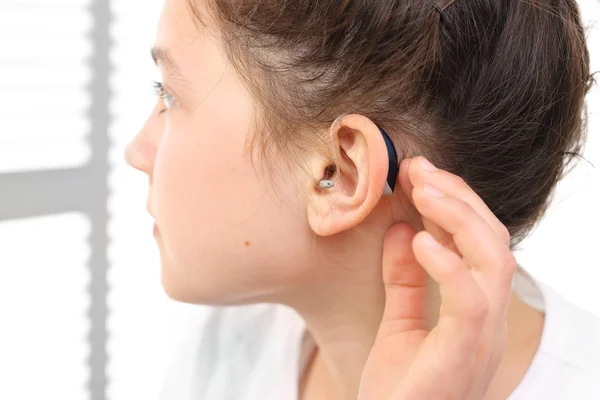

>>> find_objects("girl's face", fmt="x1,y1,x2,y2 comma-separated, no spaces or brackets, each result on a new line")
125,0,316,304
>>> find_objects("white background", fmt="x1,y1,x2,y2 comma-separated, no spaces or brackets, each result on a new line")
0,1,599,399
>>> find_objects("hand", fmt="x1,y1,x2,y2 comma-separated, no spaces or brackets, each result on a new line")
358,157,517,400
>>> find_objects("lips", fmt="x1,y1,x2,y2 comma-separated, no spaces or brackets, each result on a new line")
146,198,155,219
147,198,158,234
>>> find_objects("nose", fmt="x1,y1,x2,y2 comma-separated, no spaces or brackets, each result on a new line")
124,134,156,175
124,109,160,176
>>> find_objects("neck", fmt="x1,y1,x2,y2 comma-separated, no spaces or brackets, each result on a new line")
280,241,544,400
279,217,392,399
290,275,386,399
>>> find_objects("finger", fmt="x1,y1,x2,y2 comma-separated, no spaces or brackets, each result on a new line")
421,215,458,254
400,158,455,252
395,158,422,229
379,223,429,335
408,157,510,247
412,231,488,361
412,183,517,304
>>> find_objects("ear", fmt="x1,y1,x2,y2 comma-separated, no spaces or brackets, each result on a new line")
306,114,390,236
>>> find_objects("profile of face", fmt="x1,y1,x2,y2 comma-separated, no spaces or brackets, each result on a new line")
124,0,405,305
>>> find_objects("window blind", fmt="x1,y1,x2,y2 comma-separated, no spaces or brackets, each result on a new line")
0,0,92,173
0,1,93,399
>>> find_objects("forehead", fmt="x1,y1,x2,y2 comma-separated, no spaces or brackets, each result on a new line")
156,0,206,47
154,0,226,85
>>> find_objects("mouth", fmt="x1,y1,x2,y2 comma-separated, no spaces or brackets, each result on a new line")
146,202,155,219
147,205,158,235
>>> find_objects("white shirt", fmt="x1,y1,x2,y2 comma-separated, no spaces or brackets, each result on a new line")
159,270,600,399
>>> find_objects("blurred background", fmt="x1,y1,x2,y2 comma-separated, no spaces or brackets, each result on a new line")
0,1,598,399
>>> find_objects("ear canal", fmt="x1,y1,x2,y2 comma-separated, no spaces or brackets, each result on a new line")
324,164,336,180
317,165,336,189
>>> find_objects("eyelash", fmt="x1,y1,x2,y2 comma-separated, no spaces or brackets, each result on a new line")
152,81,176,114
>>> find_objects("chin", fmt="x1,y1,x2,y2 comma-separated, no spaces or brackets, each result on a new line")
159,268,211,304
158,264,250,306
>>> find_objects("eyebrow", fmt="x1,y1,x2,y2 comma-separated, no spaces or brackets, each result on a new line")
151,47,187,81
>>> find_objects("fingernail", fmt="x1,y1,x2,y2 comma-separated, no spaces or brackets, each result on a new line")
418,157,437,171
424,183,445,198
423,232,442,251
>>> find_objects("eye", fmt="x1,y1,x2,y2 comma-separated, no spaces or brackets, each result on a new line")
152,81,177,113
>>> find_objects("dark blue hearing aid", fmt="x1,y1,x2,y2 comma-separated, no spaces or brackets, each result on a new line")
379,125,399,195
318,124,399,196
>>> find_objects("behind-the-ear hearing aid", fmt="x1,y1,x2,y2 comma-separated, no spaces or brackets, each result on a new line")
318,116,399,196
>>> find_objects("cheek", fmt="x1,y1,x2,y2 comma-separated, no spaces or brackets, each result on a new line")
151,119,268,268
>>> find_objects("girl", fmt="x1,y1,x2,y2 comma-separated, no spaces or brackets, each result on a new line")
125,0,600,398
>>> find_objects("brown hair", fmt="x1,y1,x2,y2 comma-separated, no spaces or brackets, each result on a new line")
189,0,595,247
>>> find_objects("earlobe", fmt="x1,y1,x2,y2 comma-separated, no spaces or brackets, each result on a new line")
306,114,397,236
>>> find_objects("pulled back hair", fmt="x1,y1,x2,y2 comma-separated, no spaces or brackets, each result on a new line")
189,0,595,247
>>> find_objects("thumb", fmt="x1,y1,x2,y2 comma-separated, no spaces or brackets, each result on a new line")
380,223,429,335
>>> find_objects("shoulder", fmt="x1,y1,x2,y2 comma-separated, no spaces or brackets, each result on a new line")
159,303,306,400
518,279,600,399
513,269,600,371
535,279,600,371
